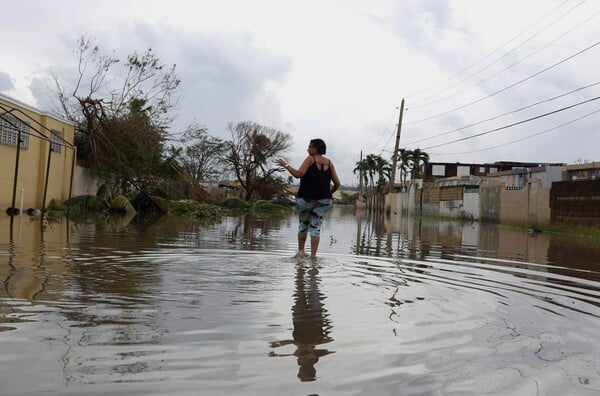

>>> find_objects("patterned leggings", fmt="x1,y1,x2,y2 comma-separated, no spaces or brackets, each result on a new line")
296,198,333,237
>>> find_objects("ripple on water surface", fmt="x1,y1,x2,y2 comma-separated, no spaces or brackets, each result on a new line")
0,214,599,395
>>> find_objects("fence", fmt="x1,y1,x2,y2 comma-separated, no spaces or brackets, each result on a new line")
550,180,600,221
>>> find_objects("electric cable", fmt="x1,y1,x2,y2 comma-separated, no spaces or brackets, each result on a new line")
411,3,598,109
421,94,600,150
430,106,600,155
407,0,571,100
370,109,399,152
405,38,600,125
404,80,600,145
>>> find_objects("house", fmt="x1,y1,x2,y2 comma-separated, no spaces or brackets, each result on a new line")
562,162,600,181
423,161,564,183
486,164,566,189
423,175,483,219
423,162,497,181
0,93,75,212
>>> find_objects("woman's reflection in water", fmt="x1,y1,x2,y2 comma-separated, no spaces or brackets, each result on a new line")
269,262,334,382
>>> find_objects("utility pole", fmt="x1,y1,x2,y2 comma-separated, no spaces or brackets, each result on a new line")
389,98,405,192
358,150,363,199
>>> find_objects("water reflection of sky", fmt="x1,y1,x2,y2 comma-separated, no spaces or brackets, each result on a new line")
1,209,600,395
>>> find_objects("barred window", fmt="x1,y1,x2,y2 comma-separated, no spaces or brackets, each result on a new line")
51,130,62,153
0,114,29,149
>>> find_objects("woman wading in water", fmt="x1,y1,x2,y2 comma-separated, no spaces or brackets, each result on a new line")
277,139,341,259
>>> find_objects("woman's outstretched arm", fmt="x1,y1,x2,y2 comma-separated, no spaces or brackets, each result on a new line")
277,156,313,179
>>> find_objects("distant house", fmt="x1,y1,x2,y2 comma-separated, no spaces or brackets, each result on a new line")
486,164,566,189
422,161,557,182
562,162,600,181
423,162,498,181
423,161,565,184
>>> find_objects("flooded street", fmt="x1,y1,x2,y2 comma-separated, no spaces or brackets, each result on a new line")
1,207,600,395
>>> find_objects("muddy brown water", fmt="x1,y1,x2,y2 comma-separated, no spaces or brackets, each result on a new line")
1,207,599,395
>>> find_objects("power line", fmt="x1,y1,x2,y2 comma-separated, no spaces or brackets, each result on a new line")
422,95,600,150
404,80,600,146
369,108,398,152
430,106,600,156
411,2,598,109
378,126,397,155
407,0,571,100
405,38,600,125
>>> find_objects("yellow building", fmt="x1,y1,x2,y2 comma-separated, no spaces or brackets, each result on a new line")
0,93,75,212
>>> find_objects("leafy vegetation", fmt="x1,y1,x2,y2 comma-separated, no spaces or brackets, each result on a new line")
52,37,181,198
219,197,251,209
47,198,67,211
337,192,359,205
192,204,226,223
48,38,299,214
252,200,293,215
64,195,102,214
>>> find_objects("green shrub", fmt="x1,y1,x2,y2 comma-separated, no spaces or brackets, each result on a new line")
150,196,171,213
96,184,112,201
64,195,103,212
170,200,201,216
219,197,251,209
109,195,136,214
193,204,225,223
337,192,358,205
47,198,67,211
253,200,293,214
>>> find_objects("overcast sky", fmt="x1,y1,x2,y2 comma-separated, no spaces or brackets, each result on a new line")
2,0,599,185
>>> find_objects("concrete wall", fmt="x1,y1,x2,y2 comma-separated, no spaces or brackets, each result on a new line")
73,164,98,197
439,200,463,218
499,188,529,223
496,183,551,225
463,191,480,220
480,184,501,222
389,179,549,224
526,182,551,224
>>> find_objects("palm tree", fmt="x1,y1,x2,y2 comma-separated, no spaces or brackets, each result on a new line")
355,154,391,210
372,155,391,188
364,154,379,191
397,148,411,190
353,159,369,196
410,148,429,179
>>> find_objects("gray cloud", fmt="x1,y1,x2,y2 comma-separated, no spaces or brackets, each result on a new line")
0,70,14,92
374,0,474,66
29,76,56,111
29,24,292,142
129,24,292,138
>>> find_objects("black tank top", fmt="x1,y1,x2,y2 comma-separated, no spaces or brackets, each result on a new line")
297,157,332,200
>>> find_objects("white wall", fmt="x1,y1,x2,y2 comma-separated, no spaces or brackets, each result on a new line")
73,165,98,197
463,191,480,220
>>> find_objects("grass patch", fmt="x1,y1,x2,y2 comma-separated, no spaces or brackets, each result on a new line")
502,221,600,238
192,203,226,224
218,197,251,209
252,200,293,215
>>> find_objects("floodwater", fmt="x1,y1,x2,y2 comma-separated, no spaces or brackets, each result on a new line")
1,207,599,395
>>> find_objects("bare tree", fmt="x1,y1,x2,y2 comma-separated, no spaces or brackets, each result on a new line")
225,121,291,200
181,123,229,182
